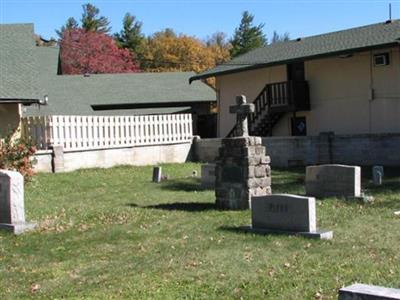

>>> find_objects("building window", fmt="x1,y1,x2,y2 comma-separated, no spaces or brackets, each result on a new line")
291,117,307,136
373,53,390,66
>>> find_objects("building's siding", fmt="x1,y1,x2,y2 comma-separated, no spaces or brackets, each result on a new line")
216,46,400,137
216,65,286,137
0,104,20,138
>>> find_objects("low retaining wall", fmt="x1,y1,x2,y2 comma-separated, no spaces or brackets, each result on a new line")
192,133,400,167
34,142,192,173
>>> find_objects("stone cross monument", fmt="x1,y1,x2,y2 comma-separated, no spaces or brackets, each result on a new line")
229,95,255,137
215,95,271,210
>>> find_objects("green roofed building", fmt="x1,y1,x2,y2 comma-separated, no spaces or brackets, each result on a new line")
0,23,46,137
190,20,400,137
1,24,217,138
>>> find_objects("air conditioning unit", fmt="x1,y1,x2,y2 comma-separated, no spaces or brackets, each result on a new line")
374,53,390,66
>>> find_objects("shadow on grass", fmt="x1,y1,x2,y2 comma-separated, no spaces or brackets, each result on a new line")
127,202,217,212
219,226,286,238
272,180,305,194
159,178,213,192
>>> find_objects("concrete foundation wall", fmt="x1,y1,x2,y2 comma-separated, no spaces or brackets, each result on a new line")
34,142,192,173
193,133,400,167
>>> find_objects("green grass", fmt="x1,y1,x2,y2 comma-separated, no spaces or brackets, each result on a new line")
0,164,399,299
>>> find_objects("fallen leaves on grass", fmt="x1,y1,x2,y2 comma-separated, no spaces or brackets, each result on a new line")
30,283,40,293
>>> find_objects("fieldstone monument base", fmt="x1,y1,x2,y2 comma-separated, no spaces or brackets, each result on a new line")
215,136,271,210
245,194,333,240
306,164,361,198
339,283,400,300
0,170,36,234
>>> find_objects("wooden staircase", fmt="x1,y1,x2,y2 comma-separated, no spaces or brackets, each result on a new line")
227,80,310,137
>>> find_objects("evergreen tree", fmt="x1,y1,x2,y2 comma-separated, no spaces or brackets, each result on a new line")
81,3,111,33
56,17,79,38
114,13,145,58
230,11,266,58
271,30,290,44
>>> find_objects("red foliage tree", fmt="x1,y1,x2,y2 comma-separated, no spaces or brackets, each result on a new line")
60,29,140,74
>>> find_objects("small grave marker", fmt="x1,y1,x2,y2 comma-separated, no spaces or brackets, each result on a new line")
201,164,216,188
372,166,384,186
152,166,162,183
243,194,333,239
0,170,36,234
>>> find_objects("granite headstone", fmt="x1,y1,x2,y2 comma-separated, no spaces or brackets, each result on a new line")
246,194,333,239
306,164,361,198
0,170,36,234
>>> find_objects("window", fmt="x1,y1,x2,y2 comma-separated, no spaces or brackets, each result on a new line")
374,53,390,66
291,117,307,136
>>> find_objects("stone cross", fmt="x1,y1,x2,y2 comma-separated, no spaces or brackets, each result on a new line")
229,95,255,137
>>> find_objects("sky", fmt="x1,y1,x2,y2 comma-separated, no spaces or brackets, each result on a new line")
1,0,399,41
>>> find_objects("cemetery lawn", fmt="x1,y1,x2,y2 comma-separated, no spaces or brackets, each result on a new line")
1,164,399,299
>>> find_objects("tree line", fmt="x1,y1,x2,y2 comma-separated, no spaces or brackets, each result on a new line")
54,3,290,77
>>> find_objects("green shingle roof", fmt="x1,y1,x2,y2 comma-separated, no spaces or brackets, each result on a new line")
24,47,216,117
190,20,400,82
0,23,42,101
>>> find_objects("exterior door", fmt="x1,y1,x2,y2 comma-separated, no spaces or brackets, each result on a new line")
287,62,305,81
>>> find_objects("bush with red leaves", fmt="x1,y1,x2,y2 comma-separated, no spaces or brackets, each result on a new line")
60,29,140,74
0,134,37,182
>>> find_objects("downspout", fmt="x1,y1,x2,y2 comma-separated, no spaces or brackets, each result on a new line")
368,50,374,134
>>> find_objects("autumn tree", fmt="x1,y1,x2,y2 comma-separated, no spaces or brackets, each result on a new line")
59,29,140,74
81,3,111,33
56,17,79,38
141,29,230,73
230,11,266,58
114,13,145,61
206,32,231,65
271,31,290,44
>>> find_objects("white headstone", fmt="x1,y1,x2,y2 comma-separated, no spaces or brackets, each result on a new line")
0,170,36,234
201,164,216,188
247,194,333,239
372,166,384,186
152,166,162,183
306,164,361,198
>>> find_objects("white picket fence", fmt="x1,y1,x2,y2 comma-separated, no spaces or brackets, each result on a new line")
21,114,193,151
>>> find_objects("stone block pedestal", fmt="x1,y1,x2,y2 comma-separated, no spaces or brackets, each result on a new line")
215,136,271,209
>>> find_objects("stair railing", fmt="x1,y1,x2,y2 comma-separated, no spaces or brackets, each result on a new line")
227,81,292,137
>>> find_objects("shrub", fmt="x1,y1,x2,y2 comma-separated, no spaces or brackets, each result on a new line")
0,134,37,181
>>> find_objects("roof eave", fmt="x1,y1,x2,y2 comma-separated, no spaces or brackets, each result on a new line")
189,41,400,83
0,98,41,105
